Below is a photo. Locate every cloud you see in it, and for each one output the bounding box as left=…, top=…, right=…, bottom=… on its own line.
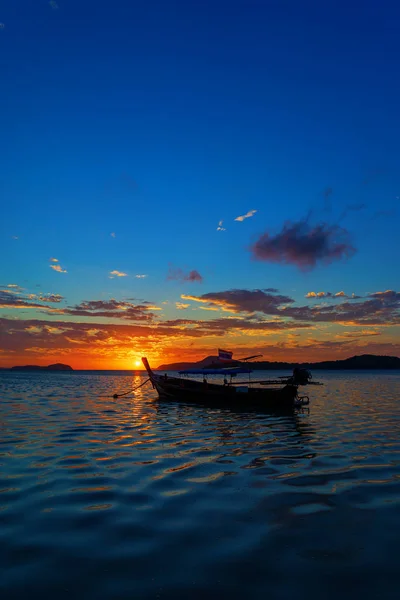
left=167, top=267, right=203, bottom=283
left=49, top=1, right=59, bottom=8
left=50, top=258, right=59, bottom=262
left=235, top=210, right=257, bottom=222
left=64, top=298, right=158, bottom=321
left=250, top=219, right=356, bottom=270
left=109, top=270, right=127, bottom=278
left=0, top=289, right=63, bottom=312
left=176, top=302, right=190, bottom=310
left=181, top=289, right=294, bottom=314
left=11, top=235, right=18, bottom=239
left=305, top=291, right=361, bottom=300
left=50, top=264, right=67, bottom=273
left=368, top=290, right=400, bottom=301
left=135, top=274, right=147, bottom=279
left=182, top=287, right=400, bottom=327
left=217, top=220, right=226, bottom=231
left=25, top=325, right=43, bottom=334
left=282, top=292, right=400, bottom=326
left=7, top=284, right=23, bottom=290
left=38, top=294, right=64, bottom=303
left=0, top=316, right=310, bottom=365
left=0, top=23, right=5, bottom=30
left=110, top=232, right=116, bottom=238
left=1, top=285, right=399, bottom=366
left=305, top=291, right=329, bottom=298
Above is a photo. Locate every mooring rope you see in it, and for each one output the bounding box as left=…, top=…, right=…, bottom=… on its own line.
left=112, top=378, right=151, bottom=399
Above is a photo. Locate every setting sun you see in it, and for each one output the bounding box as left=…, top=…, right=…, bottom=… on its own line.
left=134, top=360, right=142, bottom=368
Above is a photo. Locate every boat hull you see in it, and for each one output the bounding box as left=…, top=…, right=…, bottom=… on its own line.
left=150, top=374, right=298, bottom=410
left=141, top=357, right=302, bottom=411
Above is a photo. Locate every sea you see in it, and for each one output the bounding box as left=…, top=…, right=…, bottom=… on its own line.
left=0, top=369, right=399, bottom=600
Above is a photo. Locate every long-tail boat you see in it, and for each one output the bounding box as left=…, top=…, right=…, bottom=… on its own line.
left=141, top=357, right=322, bottom=411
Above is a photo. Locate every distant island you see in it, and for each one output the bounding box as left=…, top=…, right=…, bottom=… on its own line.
left=157, top=354, right=400, bottom=371
left=11, top=363, right=73, bottom=371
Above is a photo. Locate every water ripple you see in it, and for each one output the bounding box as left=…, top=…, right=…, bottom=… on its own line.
left=0, top=369, right=399, bottom=599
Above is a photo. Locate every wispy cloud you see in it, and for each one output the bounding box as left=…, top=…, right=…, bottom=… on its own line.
left=11, top=235, right=18, bottom=239
left=250, top=219, right=355, bottom=271
left=49, top=0, right=59, bottom=9
left=135, top=274, right=147, bottom=279
left=110, top=232, right=116, bottom=238
left=235, top=209, right=257, bottom=222
left=50, top=257, right=59, bottom=262
left=38, top=294, right=64, bottom=303
left=167, top=267, right=203, bottom=283
left=109, top=270, right=127, bottom=278
left=217, top=220, right=226, bottom=231
left=176, top=302, right=190, bottom=310
left=50, top=264, right=67, bottom=273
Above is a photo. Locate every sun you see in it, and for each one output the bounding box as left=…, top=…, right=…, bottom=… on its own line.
left=134, top=359, right=142, bottom=368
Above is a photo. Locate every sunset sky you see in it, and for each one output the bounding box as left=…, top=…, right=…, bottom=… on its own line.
left=1, top=0, right=399, bottom=369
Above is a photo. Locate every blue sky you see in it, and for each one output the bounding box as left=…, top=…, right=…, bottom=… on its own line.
left=0, top=1, right=399, bottom=367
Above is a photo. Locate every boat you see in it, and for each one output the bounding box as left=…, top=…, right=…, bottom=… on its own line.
left=141, top=357, right=321, bottom=411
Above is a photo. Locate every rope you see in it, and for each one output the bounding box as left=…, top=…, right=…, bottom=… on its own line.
left=112, top=378, right=151, bottom=399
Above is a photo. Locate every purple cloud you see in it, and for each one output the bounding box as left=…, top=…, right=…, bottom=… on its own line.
left=65, top=298, right=158, bottom=321
left=182, top=289, right=293, bottom=314
left=167, top=267, right=203, bottom=283
left=250, top=220, right=356, bottom=270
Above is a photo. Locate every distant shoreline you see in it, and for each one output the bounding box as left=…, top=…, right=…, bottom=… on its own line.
left=9, top=363, right=73, bottom=372
left=1, top=353, right=399, bottom=372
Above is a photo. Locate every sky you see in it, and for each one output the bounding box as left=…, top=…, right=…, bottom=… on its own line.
left=0, top=0, right=399, bottom=369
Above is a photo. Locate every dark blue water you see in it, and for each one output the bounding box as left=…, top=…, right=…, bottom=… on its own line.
left=0, top=370, right=399, bottom=599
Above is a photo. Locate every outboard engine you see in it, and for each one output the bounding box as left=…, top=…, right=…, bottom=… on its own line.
left=292, top=367, right=312, bottom=385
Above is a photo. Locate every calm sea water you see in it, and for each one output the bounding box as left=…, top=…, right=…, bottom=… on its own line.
left=0, top=369, right=399, bottom=600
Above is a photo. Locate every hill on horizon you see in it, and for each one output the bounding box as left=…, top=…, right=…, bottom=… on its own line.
left=157, top=354, right=400, bottom=371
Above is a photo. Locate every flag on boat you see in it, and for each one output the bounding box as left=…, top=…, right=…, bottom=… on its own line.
left=218, top=348, right=233, bottom=361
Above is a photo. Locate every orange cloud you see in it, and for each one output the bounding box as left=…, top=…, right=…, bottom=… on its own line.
left=176, top=302, right=190, bottom=310
left=109, top=270, right=127, bottom=278
left=50, top=264, right=67, bottom=273
left=234, top=209, right=257, bottom=222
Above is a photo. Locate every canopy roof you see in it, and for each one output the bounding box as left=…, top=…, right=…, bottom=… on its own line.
left=178, top=367, right=252, bottom=375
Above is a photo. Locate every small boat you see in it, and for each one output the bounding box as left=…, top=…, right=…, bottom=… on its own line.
left=141, top=357, right=320, bottom=411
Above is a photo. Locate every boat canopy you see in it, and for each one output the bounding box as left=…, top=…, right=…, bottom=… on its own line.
left=178, top=367, right=253, bottom=375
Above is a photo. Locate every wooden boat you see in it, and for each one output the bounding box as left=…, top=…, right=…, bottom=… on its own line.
left=141, top=357, right=319, bottom=411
